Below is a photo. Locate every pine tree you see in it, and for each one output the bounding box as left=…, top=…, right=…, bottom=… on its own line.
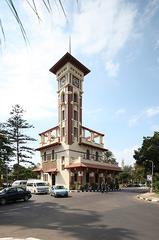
left=0, top=124, right=13, bottom=183
left=5, top=105, right=36, bottom=168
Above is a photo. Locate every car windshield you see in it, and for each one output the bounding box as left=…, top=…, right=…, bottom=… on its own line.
left=55, top=186, right=65, bottom=189
left=0, top=187, right=11, bottom=193
left=36, top=183, right=46, bottom=186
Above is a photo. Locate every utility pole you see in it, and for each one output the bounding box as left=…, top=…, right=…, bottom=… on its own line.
left=146, top=160, right=154, bottom=193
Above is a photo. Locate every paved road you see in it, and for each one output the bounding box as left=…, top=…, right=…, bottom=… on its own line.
left=0, top=191, right=158, bottom=240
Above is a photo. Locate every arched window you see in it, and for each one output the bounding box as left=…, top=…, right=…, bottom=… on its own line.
left=74, top=92, right=78, bottom=102
left=61, top=92, right=65, bottom=103
left=86, top=149, right=90, bottom=160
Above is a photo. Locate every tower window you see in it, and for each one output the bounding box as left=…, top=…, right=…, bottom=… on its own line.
left=61, top=92, right=65, bottom=103
left=74, top=127, right=78, bottom=138
left=62, top=110, right=65, bottom=120
left=74, top=110, right=78, bottom=121
left=61, top=156, right=65, bottom=170
left=74, top=93, right=78, bottom=102
left=62, top=127, right=65, bottom=137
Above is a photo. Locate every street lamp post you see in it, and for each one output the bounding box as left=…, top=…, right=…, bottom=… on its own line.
left=150, top=160, right=154, bottom=193
left=146, top=160, right=154, bottom=193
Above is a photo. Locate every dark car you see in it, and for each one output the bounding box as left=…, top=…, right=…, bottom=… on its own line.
left=0, top=187, right=32, bottom=205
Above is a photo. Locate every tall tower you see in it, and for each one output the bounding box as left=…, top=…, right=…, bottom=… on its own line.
left=49, top=52, right=90, bottom=145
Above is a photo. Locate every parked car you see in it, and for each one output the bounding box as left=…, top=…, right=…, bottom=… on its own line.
left=50, top=185, right=68, bottom=198
left=0, top=187, right=32, bottom=205
left=12, top=180, right=27, bottom=189
left=26, top=179, right=49, bottom=194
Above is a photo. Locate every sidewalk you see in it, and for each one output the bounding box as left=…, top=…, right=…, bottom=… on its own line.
left=137, top=192, right=159, bottom=203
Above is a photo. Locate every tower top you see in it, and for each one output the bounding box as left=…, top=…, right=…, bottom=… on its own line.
left=49, top=52, right=90, bottom=76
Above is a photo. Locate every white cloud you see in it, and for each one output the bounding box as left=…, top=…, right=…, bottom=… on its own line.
left=150, top=124, right=159, bottom=131
left=145, top=106, right=159, bottom=117
left=128, top=106, right=159, bottom=127
left=115, top=108, right=126, bottom=115
left=128, top=114, right=142, bottom=127
left=0, top=5, right=68, bottom=122
left=114, top=145, right=138, bottom=166
left=0, top=48, right=58, bottom=121
left=105, top=60, right=119, bottom=77
left=72, top=0, right=137, bottom=77
left=154, top=40, right=159, bottom=50
left=142, top=0, right=159, bottom=23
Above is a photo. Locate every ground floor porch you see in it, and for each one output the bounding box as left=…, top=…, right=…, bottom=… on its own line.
left=34, top=160, right=121, bottom=190
left=68, top=168, right=120, bottom=191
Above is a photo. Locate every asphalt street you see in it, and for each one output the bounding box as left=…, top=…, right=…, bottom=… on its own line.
left=0, top=191, right=158, bottom=240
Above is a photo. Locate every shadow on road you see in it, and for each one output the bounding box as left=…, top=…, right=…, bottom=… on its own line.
left=0, top=198, right=136, bottom=240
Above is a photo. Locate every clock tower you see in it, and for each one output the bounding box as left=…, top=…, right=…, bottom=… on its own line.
left=49, top=52, right=90, bottom=145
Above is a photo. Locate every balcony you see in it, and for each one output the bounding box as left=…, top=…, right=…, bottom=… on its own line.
left=66, top=156, right=121, bottom=172
left=80, top=126, right=105, bottom=149
left=38, top=126, right=60, bottom=149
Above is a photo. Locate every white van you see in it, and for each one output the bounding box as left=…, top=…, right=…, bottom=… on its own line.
left=12, top=180, right=27, bottom=189
left=26, top=179, right=49, bottom=194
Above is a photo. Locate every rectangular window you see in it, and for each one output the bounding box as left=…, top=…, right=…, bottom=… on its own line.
left=74, top=110, right=78, bottom=121
left=52, top=150, right=54, bottom=160
left=62, top=127, right=65, bottom=137
left=42, top=152, right=47, bottom=161
left=46, top=154, right=51, bottom=161
left=43, top=173, right=48, bottom=182
left=62, top=110, right=65, bottom=121
left=61, top=156, right=65, bottom=170
left=74, top=127, right=78, bottom=138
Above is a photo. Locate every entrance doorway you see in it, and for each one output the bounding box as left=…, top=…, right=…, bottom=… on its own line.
left=86, top=172, right=89, bottom=183
left=95, top=173, right=98, bottom=183
left=52, top=174, right=56, bottom=186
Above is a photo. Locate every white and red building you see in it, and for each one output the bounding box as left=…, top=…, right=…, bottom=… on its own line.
left=35, top=52, right=121, bottom=189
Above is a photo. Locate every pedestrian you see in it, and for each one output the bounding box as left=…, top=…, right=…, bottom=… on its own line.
left=101, top=181, right=105, bottom=193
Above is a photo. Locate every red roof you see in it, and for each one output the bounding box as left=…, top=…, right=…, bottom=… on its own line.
left=36, top=142, right=61, bottom=151
left=65, top=162, right=121, bottom=172
left=45, top=168, right=58, bottom=173
left=32, top=168, right=43, bottom=172
left=49, top=52, right=90, bottom=76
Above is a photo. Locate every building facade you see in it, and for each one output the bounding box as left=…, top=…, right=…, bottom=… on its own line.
left=35, top=52, right=121, bottom=189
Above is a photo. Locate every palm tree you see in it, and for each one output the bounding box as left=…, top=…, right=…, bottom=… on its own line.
left=104, top=150, right=117, bottom=164
left=0, top=0, right=72, bottom=46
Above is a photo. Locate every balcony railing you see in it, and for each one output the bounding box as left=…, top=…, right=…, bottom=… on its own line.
left=39, top=126, right=60, bottom=147
left=80, top=126, right=104, bottom=148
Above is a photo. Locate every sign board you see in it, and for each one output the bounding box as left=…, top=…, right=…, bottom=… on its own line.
left=147, top=175, right=152, bottom=181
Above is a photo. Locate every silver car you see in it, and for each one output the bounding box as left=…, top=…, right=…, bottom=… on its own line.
left=50, top=185, right=68, bottom=198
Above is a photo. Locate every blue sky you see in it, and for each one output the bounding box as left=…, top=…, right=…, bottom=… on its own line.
left=0, top=0, right=159, bottom=166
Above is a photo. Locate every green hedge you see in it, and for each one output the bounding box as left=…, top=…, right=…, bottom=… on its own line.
left=153, top=181, right=159, bottom=193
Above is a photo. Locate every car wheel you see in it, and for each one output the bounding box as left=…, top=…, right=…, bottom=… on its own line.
left=0, top=198, right=6, bottom=205
left=24, top=195, right=29, bottom=201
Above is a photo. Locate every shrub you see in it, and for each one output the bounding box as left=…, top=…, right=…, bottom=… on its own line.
left=153, top=181, right=159, bottom=193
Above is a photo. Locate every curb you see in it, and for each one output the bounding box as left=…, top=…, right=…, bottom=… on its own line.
left=137, top=195, right=159, bottom=203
